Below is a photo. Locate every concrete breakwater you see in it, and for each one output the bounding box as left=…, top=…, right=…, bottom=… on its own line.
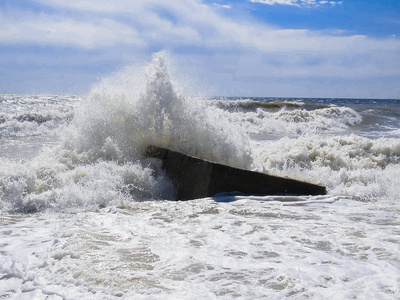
left=145, top=146, right=327, bottom=200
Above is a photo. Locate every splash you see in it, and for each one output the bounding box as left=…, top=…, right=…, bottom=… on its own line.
left=67, top=52, right=252, bottom=168
left=211, top=100, right=363, bottom=136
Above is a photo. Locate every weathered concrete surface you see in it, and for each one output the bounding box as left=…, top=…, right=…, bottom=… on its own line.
left=146, top=146, right=327, bottom=200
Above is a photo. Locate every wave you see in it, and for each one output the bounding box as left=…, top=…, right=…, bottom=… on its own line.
left=211, top=98, right=307, bottom=111
left=0, top=112, right=73, bottom=137
left=0, top=153, right=175, bottom=213
left=0, top=52, right=252, bottom=213
left=1, top=53, right=399, bottom=213
left=15, top=112, right=53, bottom=124
left=209, top=104, right=362, bottom=136
left=253, top=135, right=400, bottom=201
left=67, top=52, right=252, bottom=169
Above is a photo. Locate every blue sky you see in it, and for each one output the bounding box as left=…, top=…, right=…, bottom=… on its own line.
left=1, top=0, right=399, bottom=98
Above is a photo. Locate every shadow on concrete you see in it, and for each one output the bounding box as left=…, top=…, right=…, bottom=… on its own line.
left=146, top=146, right=327, bottom=201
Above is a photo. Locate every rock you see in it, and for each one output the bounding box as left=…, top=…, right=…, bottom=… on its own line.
left=145, top=146, right=327, bottom=200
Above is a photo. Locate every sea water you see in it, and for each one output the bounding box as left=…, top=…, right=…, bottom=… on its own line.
left=1, top=53, right=399, bottom=299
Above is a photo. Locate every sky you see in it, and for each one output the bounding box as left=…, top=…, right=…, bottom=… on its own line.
left=0, top=0, right=399, bottom=98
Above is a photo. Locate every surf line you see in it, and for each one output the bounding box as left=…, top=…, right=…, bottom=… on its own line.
left=145, top=146, right=327, bottom=201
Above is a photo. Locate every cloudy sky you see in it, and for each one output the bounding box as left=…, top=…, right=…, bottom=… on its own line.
left=1, top=0, right=399, bottom=98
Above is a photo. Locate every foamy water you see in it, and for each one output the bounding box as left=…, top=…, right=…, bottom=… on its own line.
left=1, top=53, right=399, bottom=299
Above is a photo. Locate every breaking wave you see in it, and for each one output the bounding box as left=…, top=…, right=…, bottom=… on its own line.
left=252, top=135, right=400, bottom=202
left=1, top=52, right=399, bottom=213
left=0, top=52, right=252, bottom=213
left=67, top=52, right=252, bottom=168
left=211, top=101, right=362, bottom=136
left=0, top=95, right=77, bottom=137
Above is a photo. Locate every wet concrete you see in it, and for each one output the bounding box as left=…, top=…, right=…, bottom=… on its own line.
left=146, top=146, right=327, bottom=200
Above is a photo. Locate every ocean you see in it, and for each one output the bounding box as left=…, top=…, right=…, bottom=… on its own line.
left=1, top=54, right=399, bottom=299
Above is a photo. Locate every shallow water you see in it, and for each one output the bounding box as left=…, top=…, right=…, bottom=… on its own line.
left=1, top=198, right=399, bottom=299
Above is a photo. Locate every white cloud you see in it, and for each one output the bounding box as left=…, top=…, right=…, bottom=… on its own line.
left=26, top=0, right=209, bottom=47
left=1, top=1, right=397, bottom=57
left=213, top=3, right=231, bottom=9
left=31, top=0, right=186, bottom=14
left=0, top=0, right=398, bottom=97
left=13, top=0, right=361, bottom=55
left=2, top=0, right=399, bottom=72
left=250, top=0, right=343, bottom=7
left=250, top=0, right=301, bottom=6
left=0, top=11, right=142, bottom=49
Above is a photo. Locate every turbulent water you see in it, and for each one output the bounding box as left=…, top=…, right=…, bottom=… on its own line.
left=1, top=53, right=399, bottom=299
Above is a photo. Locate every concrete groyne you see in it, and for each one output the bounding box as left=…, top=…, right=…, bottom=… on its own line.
left=146, top=146, right=327, bottom=200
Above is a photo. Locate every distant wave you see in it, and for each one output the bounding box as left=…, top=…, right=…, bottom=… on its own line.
left=0, top=97, right=77, bottom=137
left=206, top=100, right=362, bottom=136
left=211, top=98, right=308, bottom=111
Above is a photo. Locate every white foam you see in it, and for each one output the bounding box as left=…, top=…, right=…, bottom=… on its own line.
left=0, top=94, right=78, bottom=138
left=208, top=104, right=362, bottom=136
left=252, top=135, right=400, bottom=202
left=210, top=193, right=342, bottom=205
left=0, top=147, right=175, bottom=212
